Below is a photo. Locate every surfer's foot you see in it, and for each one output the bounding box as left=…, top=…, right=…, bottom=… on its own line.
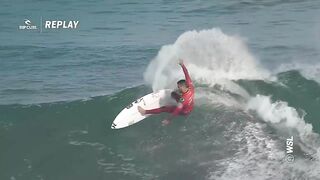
left=138, top=106, right=146, bottom=115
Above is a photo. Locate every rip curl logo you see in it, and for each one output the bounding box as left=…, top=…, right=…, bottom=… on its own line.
left=24, top=19, right=31, bottom=26
left=18, top=18, right=80, bottom=32
left=19, top=19, right=37, bottom=30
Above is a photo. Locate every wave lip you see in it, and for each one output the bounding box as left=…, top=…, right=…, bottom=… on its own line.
left=247, top=95, right=313, bottom=136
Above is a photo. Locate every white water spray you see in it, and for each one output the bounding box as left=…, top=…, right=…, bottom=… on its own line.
left=144, top=28, right=269, bottom=91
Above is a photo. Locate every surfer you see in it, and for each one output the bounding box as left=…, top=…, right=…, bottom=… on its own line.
left=138, top=59, right=194, bottom=126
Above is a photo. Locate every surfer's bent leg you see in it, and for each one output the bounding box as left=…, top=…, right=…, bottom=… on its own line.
left=145, top=106, right=176, bottom=114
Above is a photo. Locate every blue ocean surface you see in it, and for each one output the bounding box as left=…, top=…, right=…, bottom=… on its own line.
left=1, top=0, right=320, bottom=180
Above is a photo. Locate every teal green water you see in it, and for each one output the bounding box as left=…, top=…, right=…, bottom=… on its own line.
left=1, top=71, right=320, bottom=179
left=1, top=0, right=320, bottom=179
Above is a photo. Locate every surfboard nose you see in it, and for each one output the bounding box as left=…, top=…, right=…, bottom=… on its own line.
left=111, top=122, right=117, bottom=129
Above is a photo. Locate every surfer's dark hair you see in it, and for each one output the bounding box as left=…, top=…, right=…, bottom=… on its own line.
left=177, top=79, right=188, bottom=87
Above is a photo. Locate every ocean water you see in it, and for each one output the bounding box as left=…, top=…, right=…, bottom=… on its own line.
left=1, top=0, right=320, bottom=179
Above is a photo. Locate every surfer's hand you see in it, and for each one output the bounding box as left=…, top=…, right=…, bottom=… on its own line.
left=162, top=119, right=171, bottom=126
left=178, top=59, right=184, bottom=66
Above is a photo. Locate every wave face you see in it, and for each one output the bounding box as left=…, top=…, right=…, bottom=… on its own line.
left=1, top=69, right=320, bottom=180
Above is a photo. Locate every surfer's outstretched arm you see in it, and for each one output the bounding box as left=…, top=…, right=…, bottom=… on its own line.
left=179, top=59, right=193, bottom=87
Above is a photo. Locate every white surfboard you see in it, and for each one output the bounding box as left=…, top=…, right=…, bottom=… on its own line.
left=111, top=89, right=177, bottom=129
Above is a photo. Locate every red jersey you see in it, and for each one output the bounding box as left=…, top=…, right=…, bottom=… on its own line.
left=172, top=63, right=194, bottom=116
